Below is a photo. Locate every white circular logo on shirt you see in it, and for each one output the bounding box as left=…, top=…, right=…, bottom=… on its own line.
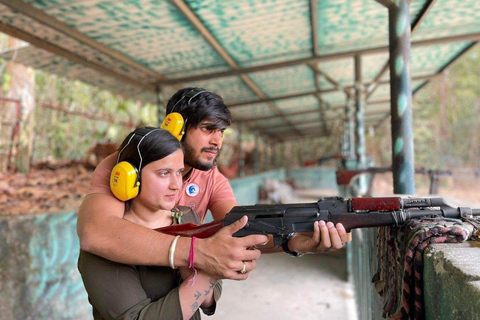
left=186, top=183, right=200, bottom=197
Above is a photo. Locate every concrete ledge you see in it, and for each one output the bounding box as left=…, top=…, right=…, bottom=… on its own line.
left=424, top=242, right=480, bottom=320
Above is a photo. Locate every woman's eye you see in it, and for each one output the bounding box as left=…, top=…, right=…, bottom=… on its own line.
left=158, top=171, right=168, bottom=176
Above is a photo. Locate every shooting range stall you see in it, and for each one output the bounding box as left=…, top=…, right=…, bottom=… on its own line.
left=0, top=0, right=479, bottom=319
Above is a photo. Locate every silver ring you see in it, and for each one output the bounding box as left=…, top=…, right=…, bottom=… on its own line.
left=240, top=262, right=247, bottom=274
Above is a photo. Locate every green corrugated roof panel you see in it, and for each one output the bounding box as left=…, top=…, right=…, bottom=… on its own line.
left=229, top=102, right=274, bottom=119
left=317, top=0, right=428, bottom=54
left=315, top=58, right=354, bottom=86
left=321, top=91, right=347, bottom=106
left=411, top=42, right=473, bottom=75
left=252, top=117, right=287, bottom=129
left=247, top=65, right=316, bottom=97
left=188, top=0, right=312, bottom=67
left=290, top=113, right=321, bottom=124
left=413, top=0, right=480, bottom=42
left=20, top=0, right=231, bottom=75
left=274, top=95, right=320, bottom=113
left=171, top=76, right=258, bottom=104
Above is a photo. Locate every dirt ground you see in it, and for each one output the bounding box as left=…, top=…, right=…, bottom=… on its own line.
left=1, top=165, right=479, bottom=215
left=0, top=163, right=93, bottom=215
left=371, top=173, right=480, bottom=206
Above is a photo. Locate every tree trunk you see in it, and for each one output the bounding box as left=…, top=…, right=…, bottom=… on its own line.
left=6, top=37, right=35, bottom=173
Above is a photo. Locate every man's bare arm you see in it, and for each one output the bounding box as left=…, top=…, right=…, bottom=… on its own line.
left=77, top=193, right=190, bottom=266
left=210, top=201, right=237, bottom=221
left=77, top=194, right=266, bottom=279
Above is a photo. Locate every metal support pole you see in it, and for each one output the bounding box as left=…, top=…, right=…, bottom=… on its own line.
left=354, top=55, right=366, bottom=168
left=389, top=0, right=415, bottom=194
left=345, top=96, right=356, bottom=158
left=270, top=144, right=275, bottom=170
left=156, top=85, right=166, bottom=126
left=355, top=55, right=367, bottom=195
left=254, top=134, right=260, bottom=174
left=280, top=142, right=285, bottom=169
left=238, top=123, right=245, bottom=177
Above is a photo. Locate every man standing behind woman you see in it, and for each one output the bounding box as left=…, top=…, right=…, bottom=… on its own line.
left=77, top=88, right=347, bottom=280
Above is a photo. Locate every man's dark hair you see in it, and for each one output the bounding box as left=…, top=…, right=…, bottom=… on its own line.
left=166, top=87, right=232, bottom=133
left=117, top=127, right=183, bottom=211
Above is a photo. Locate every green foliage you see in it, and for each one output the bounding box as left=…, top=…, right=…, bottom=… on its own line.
left=369, top=46, right=480, bottom=169
left=32, top=71, right=159, bottom=162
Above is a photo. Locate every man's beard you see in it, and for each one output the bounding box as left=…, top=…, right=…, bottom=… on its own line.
left=183, top=141, right=220, bottom=171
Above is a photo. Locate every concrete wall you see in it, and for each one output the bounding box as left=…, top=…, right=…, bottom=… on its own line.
left=286, top=167, right=338, bottom=190
left=0, top=212, right=90, bottom=320
left=424, top=242, right=480, bottom=319
left=230, top=169, right=286, bottom=205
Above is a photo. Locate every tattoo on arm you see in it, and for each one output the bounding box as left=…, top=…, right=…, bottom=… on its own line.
left=208, top=281, right=216, bottom=290
left=194, top=290, right=202, bottom=300
left=204, top=280, right=216, bottom=296
left=191, top=302, right=199, bottom=312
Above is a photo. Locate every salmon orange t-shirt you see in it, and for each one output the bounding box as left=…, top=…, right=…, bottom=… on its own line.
left=87, top=153, right=236, bottom=222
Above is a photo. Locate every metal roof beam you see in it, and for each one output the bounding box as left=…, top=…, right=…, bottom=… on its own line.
left=309, top=63, right=353, bottom=98
left=310, top=0, right=319, bottom=57
left=169, top=0, right=303, bottom=136
left=374, top=0, right=395, bottom=9
left=228, top=74, right=432, bottom=108
left=0, top=0, right=161, bottom=80
left=229, top=88, right=335, bottom=108
left=236, top=99, right=389, bottom=123
left=365, top=0, right=438, bottom=101
left=160, top=31, right=480, bottom=85
left=262, top=118, right=323, bottom=132
left=276, top=129, right=328, bottom=142
left=0, top=23, right=156, bottom=92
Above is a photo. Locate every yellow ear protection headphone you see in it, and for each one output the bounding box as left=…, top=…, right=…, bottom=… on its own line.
left=110, top=128, right=161, bottom=201
left=161, top=90, right=210, bottom=141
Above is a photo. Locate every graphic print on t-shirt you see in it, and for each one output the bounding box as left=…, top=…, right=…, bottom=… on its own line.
left=186, top=183, right=200, bottom=197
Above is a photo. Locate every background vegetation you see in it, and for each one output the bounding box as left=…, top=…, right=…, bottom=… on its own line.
left=367, top=46, right=480, bottom=170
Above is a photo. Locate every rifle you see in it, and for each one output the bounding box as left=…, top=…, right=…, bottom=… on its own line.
left=155, top=197, right=480, bottom=246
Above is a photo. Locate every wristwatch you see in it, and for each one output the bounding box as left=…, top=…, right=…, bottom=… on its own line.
left=281, top=233, right=303, bottom=257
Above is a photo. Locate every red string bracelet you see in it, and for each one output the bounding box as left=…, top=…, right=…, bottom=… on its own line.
left=188, top=237, right=197, bottom=286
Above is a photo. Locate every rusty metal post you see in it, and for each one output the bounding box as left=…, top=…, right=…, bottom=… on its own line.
left=238, top=123, right=245, bottom=177
left=354, top=55, right=366, bottom=168
left=389, top=0, right=415, bottom=194
left=254, top=133, right=260, bottom=174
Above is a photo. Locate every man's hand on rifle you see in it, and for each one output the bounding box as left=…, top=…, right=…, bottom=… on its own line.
left=194, top=216, right=269, bottom=280
left=288, top=221, right=347, bottom=254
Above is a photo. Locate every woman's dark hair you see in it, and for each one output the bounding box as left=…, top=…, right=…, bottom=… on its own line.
left=117, top=127, right=183, bottom=211
left=166, top=87, right=232, bottom=135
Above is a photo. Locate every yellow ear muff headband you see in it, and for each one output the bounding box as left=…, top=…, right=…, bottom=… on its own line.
left=161, top=90, right=210, bottom=141
left=110, top=128, right=161, bottom=201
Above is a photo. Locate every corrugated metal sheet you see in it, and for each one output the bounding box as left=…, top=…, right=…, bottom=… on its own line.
left=0, top=0, right=477, bottom=141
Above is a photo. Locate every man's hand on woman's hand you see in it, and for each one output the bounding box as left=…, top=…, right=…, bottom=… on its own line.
left=288, top=221, right=348, bottom=254
left=195, top=216, right=268, bottom=281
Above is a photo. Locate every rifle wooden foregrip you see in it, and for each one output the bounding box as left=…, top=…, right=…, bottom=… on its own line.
left=351, top=197, right=402, bottom=211
left=154, top=220, right=224, bottom=238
